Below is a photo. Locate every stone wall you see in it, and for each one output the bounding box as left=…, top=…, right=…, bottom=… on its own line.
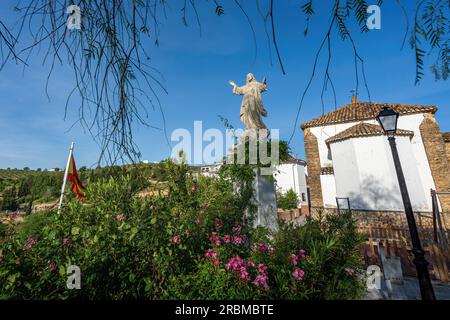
left=443, top=133, right=450, bottom=169
left=419, top=114, right=450, bottom=211
left=303, top=128, right=323, bottom=208
left=446, top=142, right=450, bottom=167
left=310, top=207, right=450, bottom=244
left=277, top=208, right=301, bottom=221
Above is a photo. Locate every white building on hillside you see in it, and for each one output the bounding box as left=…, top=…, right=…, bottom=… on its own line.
left=199, top=162, right=222, bottom=178
left=273, top=158, right=308, bottom=208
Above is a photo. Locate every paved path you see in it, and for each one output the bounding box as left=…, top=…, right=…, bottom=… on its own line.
left=365, top=277, right=450, bottom=300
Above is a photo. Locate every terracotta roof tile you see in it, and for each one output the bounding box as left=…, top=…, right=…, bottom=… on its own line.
left=301, top=102, right=437, bottom=129
left=325, top=122, right=414, bottom=145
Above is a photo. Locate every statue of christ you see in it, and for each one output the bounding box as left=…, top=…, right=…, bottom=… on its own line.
left=229, top=73, right=269, bottom=136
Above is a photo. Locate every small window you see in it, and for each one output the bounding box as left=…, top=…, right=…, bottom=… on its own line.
left=327, top=148, right=332, bottom=161
left=301, top=193, right=306, bottom=202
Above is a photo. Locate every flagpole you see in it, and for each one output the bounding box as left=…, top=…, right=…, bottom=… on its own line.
left=57, top=142, right=74, bottom=214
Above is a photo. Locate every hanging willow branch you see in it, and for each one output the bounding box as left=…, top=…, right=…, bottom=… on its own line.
left=5, top=0, right=174, bottom=165
left=411, top=0, right=449, bottom=83
left=288, top=0, right=372, bottom=143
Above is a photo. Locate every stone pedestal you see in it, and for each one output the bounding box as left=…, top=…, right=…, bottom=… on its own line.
left=252, top=170, right=278, bottom=231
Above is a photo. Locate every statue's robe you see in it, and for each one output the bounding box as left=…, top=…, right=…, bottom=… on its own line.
left=233, top=80, right=268, bottom=131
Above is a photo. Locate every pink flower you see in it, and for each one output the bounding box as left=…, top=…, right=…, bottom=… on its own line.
left=247, top=261, right=255, bottom=268
left=191, top=185, right=198, bottom=191
left=240, top=267, right=250, bottom=281
left=225, top=255, right=245, bottom=272
left=253, top=274, right=269, bottom=290
left=225, top=256, right=253, bottom=282
left=149, top=204, right=156, bottom=210
left=49, top=262, right=56, bottom=272
left=289, top=254, right=299, bottom=266
left=292, top=268, right=305, bottom=281
left=209, top=232, right=217, bottom=242
left=215, top=218, right=222, bottom=228
left=172, top=235, right=181, bottom=244
left=232, top=235, right=243, bottom=245
left=232, top=225, right=241, bottom=233
left=63, top=237, right=71, bottom=247
left=116, top=214, right=125, bottom=222
left=345, top=267, right=356, bottom=277
left=253, top=243, right=275, bottom=254
left=299, top=249, right=306, bottom=259
left=257, top=263, right=267, bottom=275
left=256, top=243, right=268, bottom=252
left=209, top=232, right=221, bottom=247
left=22, top=236, right=38, bottom=251
left=205, top=249, right=218, bottom=259
left=214, top=260, right=220, bottom=267
left=222, top=234, right=231, bottom=243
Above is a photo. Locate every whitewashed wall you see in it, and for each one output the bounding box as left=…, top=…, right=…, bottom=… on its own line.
left=274, top=163, right=308, bottom=206
left=309, top=113, right=436, bottom=211
left=320, top=174, right=337, bottom=208
left=331, top=135, right=430, bottom=211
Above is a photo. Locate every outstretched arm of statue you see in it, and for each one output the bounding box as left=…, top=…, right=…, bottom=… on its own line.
left=229, top=80, right=244, bottom=95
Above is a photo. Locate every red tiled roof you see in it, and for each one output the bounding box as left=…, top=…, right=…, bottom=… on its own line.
left=301, top=102, right=437, bottom=129
left=325, top=122, right=414, bottom=145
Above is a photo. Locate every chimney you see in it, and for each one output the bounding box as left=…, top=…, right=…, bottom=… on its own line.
left=351, top=95, right=358, bottom=103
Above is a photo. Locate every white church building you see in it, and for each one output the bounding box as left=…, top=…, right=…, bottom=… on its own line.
left=199, top=158, right=309, bottom=209
left=301, top=98, right=450, bottom=214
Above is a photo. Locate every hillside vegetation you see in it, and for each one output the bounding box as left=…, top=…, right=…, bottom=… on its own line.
left=0, top=162, right=173, bottom=213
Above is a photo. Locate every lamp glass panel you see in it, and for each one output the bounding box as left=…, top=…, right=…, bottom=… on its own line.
left=379, top=114, right=397, bottom=132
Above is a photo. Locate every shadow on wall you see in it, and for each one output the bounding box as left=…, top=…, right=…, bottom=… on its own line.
left=347, top=175, right=402, bottom=211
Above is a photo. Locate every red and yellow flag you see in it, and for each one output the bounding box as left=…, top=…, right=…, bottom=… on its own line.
left=67, top=154, right=86, bottom=200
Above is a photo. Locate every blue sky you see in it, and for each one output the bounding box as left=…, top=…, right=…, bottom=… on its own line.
left=0, top=1, right=449, bottom=169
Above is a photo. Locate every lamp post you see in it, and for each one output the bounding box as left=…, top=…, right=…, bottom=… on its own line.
left=377, top=106, right=436, bottom=300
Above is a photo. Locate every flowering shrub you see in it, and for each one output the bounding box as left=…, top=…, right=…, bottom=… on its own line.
left=165, top=213, right=366, bottom=300
left=0, top=159, right=365, bottom=300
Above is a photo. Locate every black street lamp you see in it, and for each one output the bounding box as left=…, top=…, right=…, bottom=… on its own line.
left=376, top=106, right=436, bottom=300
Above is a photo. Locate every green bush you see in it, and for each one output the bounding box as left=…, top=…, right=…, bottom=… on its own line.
left=277, top=189, right=299, bottom=210
left=0, top=158, right=365, bottom=300
left=0, top=187, right=18, bottom=211
left=16, top=211, right=55, bottom=242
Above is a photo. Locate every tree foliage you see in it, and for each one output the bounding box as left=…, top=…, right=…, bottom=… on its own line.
left=277, top=189, right=299, bottom=210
